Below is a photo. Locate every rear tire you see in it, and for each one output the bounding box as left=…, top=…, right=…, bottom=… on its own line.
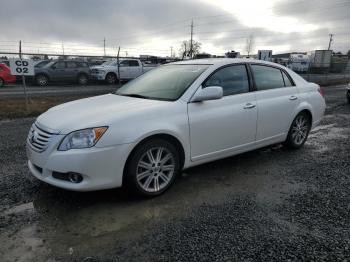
left=77, top=74, right=89, bottom=85
left=125, top=139, right=180, bottom=197
left=36, top=75, right=49, bottom=87
left=0, top=77, right=4, bottom=87
left=284, top=112, right=311, bottom=149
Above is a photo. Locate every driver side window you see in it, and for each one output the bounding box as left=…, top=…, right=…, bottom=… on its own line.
left=203, top=65, right=249, bottom=96
left=53, top=61, right=66, bottom=69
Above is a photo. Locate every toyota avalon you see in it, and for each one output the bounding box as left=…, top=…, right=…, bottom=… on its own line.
left=26, top=59, right=326, bottom=196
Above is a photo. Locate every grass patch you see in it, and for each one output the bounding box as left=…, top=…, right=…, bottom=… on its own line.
left=0, top=95, right=90, bottom=120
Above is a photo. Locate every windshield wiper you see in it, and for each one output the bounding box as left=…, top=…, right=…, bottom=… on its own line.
left=117, top=93, right=151, bottom=99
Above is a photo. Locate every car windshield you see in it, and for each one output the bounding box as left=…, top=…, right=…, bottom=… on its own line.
left=116, top=64, right=209, bottom=101
left=35, top=61, right=50, bottom=68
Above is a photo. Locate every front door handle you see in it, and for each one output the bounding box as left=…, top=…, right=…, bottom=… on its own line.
left=289, top=95, right=298, bottom=100
left=244, top=103, right=256, bottom=109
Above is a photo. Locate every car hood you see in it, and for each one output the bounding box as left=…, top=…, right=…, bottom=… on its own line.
left=36, top=94, right=170, bottom=134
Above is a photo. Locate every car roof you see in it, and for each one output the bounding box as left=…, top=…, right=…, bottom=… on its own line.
left=171, top=58, right=284, bottom=68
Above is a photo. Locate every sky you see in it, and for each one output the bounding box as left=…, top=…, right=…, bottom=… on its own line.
left=0, top=0, right=349, bottom=57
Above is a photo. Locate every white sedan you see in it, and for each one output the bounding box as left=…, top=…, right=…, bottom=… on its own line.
left=26, top=59, right=326, bottom=196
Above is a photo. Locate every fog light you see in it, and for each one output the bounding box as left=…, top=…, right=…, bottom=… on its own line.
left=68, top=172, right=83, bottom=183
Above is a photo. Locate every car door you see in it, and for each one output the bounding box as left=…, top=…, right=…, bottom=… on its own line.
left=50, top=61, right=67, bottom=81
left=66, top=61, right=79, bottom=80
left=128, top=60, right=143, bottom=78
left=188, top=64, right=258, bottom=161
left=118, top=60, right=131, bottom=79
left=250, top=64, right=299, bottom=143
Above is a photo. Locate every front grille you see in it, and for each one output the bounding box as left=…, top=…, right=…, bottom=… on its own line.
left=27, top=123, right=58, bottom=153
left=91, top=69, right=99, bottom=74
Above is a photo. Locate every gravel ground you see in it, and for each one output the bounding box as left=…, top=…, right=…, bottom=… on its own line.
left=0, top=85, right=349, bottom=261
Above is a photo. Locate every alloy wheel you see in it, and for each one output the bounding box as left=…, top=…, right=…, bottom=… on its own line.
left=106, top=74, right=116, bottom=84
left=291, top=114, right=309, bottom=145
left=136, top=147, right=175, bottom=193
left=37, top=76, right=48, bottom=86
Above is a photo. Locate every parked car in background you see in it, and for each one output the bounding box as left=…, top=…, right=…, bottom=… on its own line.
left=26, top=59, right=326, bottom=197
left=0, top=60, right=10, bottom=67
left=34, top=60, right=51, bottom=68
left=0, top=63, right=16, bottom=87
left=91, top=58, right=157, bottom=84
left=34, top=60, right=91, bottom=86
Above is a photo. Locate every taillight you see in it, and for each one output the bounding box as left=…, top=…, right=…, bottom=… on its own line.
left=317, top=86, right=325, bottom=98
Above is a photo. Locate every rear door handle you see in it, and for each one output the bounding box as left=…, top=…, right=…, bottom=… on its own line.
left=244, top=103, right=256, bottom=109
left=289, top=95, right=298, bottom=100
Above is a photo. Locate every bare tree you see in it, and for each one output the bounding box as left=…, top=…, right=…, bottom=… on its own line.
left=245, top=34, right=255, bottom=56
left=179, top=40, right=202, bottom=59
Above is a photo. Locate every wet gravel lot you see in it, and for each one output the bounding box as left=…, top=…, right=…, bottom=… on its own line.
left=0, top=85, right=349, bottom=261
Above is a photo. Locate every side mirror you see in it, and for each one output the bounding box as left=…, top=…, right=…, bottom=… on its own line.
left=191, top=86, right=223, bottom=102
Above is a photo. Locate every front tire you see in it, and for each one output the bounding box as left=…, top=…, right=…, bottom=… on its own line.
left=284, top=112, right=311, bottom=149
left=36, top=75, right=49, bottom=87
left=125, top=139, right=180, bottom=197
left=0, top=77, right=4, bottom=87
left=105, top=73, right=117, bottom=85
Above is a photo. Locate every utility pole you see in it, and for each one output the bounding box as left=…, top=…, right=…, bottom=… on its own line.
left=182, top=42, right=187, bottom=60
left=117, top=46, right=121, bottom=86
left=103, top=38, right=106, bottom=56
left=170, top=46, right=173, bottom=58
left=189, top=19, right=194, bottom=59
left=19, top=40, right=29, bottom=111
left=61, top=42, right=65, bottom=55
left=328, top=34, right=334, bottom=50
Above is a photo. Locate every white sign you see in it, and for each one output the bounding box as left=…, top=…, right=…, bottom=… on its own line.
left=9, top=58, right=34, bottom=76
left=258, top=50, right=272, bottom=61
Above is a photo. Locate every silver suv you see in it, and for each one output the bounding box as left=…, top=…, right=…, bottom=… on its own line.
left=34, top=60, right=91, bottom=86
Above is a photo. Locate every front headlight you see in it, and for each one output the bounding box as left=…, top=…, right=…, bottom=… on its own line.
left=58, top=127, right=108, bottom=151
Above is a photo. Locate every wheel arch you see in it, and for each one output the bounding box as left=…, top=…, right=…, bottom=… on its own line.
left=298, top=109, right=313, bottom=124
left=122, top=133, right=186, bottom=185
left=292, top=103, right=313, bottom=125
left=35, top=72, right=50, bottom=80
left=77, top=72, right=88, bottom=78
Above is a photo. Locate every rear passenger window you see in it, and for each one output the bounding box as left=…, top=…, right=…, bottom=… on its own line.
left=129, top=60, right=139, bottom=67
left=53, top=61, right=66, bottom=69
left=66, top=62, right=77, bottom=68
left=282, top=71, right=293, bottom=87
left=203, top=65, right=249, bottom=96
left=251, top=65, right=285, bottom=90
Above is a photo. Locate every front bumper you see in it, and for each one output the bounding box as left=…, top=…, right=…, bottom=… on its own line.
left=91, top=72, right=106, bottom=81
left=26, top=137, right=134, bottom=191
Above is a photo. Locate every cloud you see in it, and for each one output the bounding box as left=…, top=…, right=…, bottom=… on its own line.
left=0, top=0, right=349, bottom=56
